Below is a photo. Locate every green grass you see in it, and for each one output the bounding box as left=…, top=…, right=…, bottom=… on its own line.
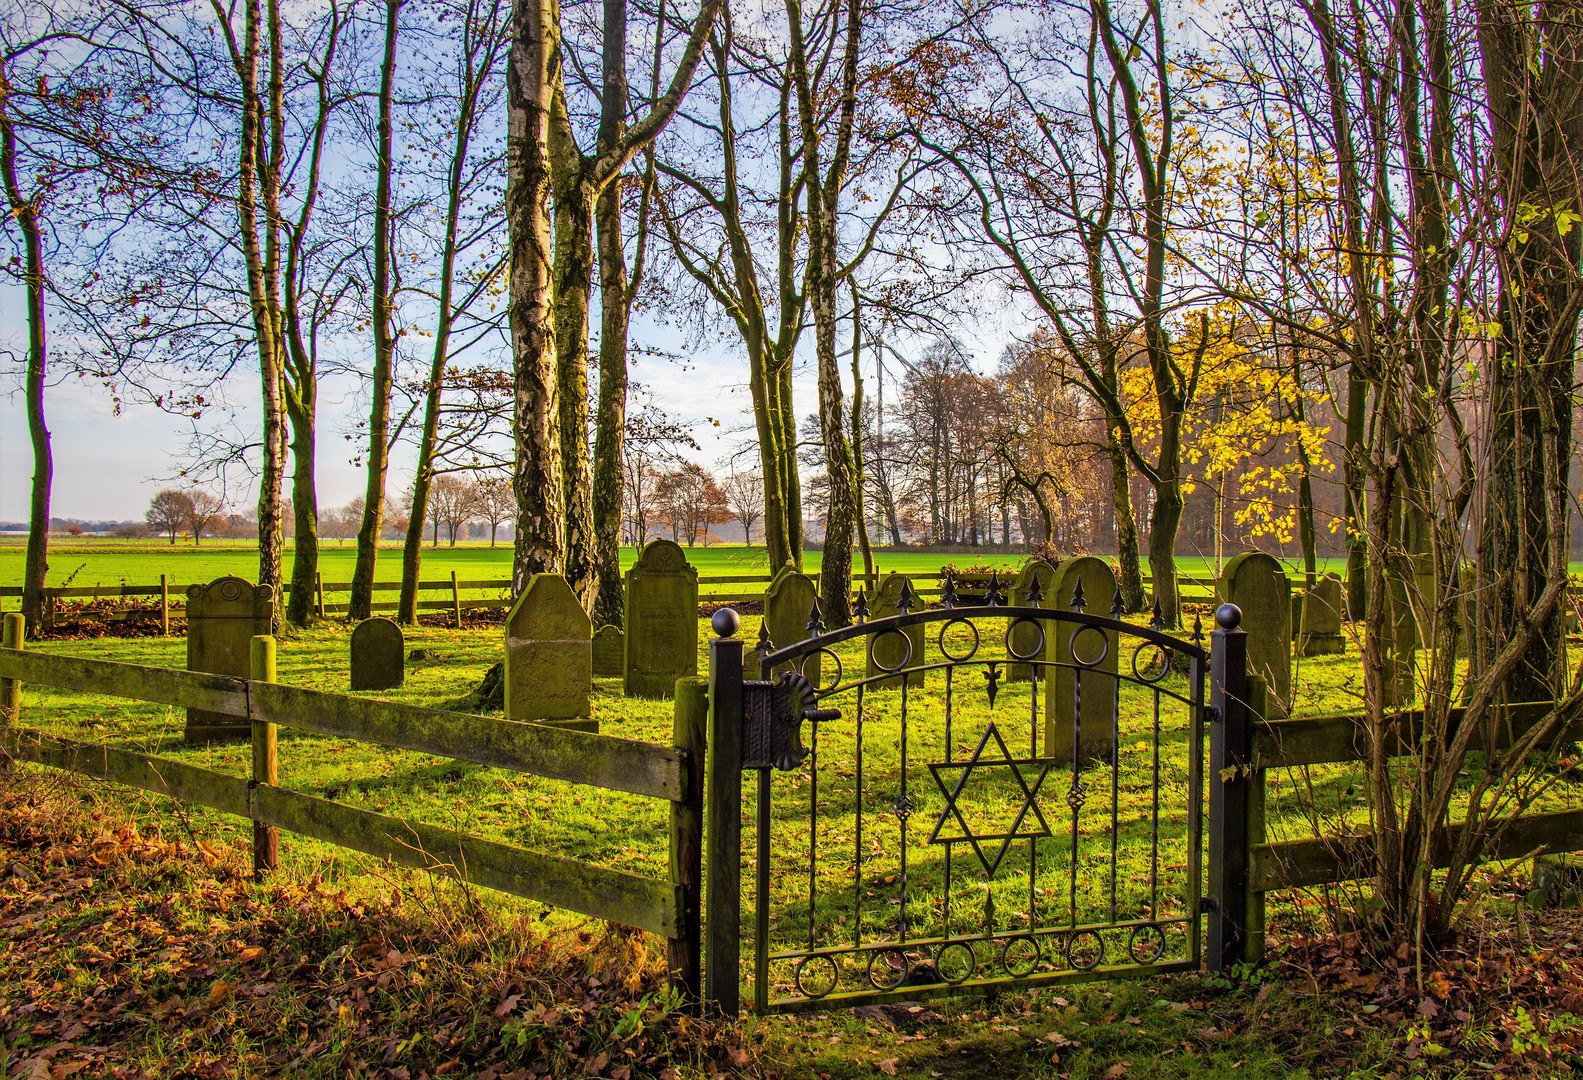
left=6, top=613, right=1578, bottom=1077
left=1, top=538, right=1354, bottom=608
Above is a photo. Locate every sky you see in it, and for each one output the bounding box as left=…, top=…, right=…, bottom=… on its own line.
left=0, top=272, right=1024, bottom=524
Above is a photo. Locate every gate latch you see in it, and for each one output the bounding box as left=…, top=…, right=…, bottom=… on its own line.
left=741, top=671, right=840, bottom=771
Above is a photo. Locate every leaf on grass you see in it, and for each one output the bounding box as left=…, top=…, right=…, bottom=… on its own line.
left=1105, top=1064, right=1129, bottom=1079
left=238, top=946, right=264, bottom=963
left=877, top=1059, right=898, bottom=1075
left=494, top=994, right=521, bottom=1018
left=583, top=1052, right=609, bottom=1075
left=207, top=981, right=232, bottom=1009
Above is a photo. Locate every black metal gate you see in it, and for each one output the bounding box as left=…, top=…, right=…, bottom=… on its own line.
left=702, top=574, right=1252, bottom=1016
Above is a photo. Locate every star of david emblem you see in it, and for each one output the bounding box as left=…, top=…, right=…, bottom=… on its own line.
left=926, top=723, right=1054, bottom=876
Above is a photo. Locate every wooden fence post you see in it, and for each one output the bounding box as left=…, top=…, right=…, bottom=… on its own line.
left=1244, top=674, right=1268, bottom=965
left=316, top=572, right=325, bottom=619
left=2, top=613, right=23, bottom=733
left=250, top=635, right=279, bottom=879
left=704, top=609, right=743, bottom=1018
left=160, top=575, right=170, bottom=636
left=451, top=571, right=462, bottom=629
left=1208, top=602, right=1250, bottom=972
left=670, top=676, right=707, bottom=1005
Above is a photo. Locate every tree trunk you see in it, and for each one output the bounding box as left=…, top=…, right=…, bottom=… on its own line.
left=592, top=174, right=631, bottom=628
left=284, top=398, right=319, bottom=625
left=508, top=0, right=565, bottom=591
left=0, top=67, right=51, bottom=639
left=349, top=0, right=402, bottom=622
left=552, top=175, right=597, bottom=608
left=1108, top=428, right=1146, bottom=612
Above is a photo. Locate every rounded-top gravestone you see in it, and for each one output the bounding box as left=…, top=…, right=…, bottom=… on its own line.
left=350, top=617, right=405, bottom=691
left=623, top=539, right=699, bottom=699
left=1218, top=551, right=1292, bottom=717
left=186, top=575, right=275, bottom=743
left=505, top=573, right=592, bottom=721
left=592, top=624, right=625, bottom=678
left=763, top=565, right=822, bottom=684
left=1043, top=556, right=1119, bottom=765
left=1009, top=559, right=1057, bottom=681
left=866, top=573, right=925, bottom=688
left=1298, top=572, right=1346, bottom=656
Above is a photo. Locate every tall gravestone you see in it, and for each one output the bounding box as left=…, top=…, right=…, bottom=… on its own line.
left=1219, top=552, right=1292, bottom=718
left=1298, top=573, right=1346, bottom=656
left=350, top=617, right=405, bottom=690
left=1043, top=557, right=1119, bottom=765
left=624, top=539, right=698, bottom=699
left=1009, top=559, right=1057, bottom=681
left=867, top=573, right=925, bottom=688
left=186, top=575, right=274, bottom=742
left=505, top=574, right=592, bottom=721
left=763, top=566, right=822, bottom=685
left=592, top=625, right=625, bottom=678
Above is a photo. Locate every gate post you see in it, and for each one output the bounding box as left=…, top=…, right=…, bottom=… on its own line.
left=704, top=609, right=744, bottom=1017
left=1208, top=602, right=1249, bottom=972
left=670, top=677, right=707, bottom=1005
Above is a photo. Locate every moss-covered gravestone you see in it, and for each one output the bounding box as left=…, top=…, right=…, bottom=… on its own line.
left=1043, top=557, right=1119, bottom=765
left=1219, top=552, right=1292, bottom=717
left=1009, top=559, right=1057, bottom=681
left=350, top=617, right=405, bottom=690
left=763, top=566, right=821, bottom=684
left=186, top=575, right=275, bottom=742
left=505, top=574, right=591, bottom=721
left=624, top=539, right=698, bottom=699
left=592, top=625, right=624, bottom=678
left=1298, top=573, right=1346, bottom=656
left=866, top=573, right=925, bottom=688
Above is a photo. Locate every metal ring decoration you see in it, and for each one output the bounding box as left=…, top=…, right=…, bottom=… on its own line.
left=794, top=953, right=841, bottom=998
left=1068, top=624, right=1111, bottom=668
left=1130, top=642, right=1172, bottom=684
left=938, top=617, right=981, bottom=662
left=934, top=941, right=977, bottom=985
left=868, top=628, right=914, bottom=674
left=1004, top=617, right=1047, bottom=661
left=798, top=647, right=844, bottom=693
left=1127, top=923, right=1167, bottom=965
left=999, top=934, right=1041, bottom=978
left=1063, top=929, right=1105, bottom=972
left=866, top=947, right=911, bottom=991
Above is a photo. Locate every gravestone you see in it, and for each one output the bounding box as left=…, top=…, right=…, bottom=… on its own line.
left=624, top=539, right=699, bottom=699
left=186, top=575, right=275, bottom=742
left=763, top=566, right=822, bottom=685
left=1298, top=573, right=1346, bottom=656
left=1219, top=552, right=1292, bottom=717
left=592, top=625, right=625, bottom=678
left=1043, top=557, right=1119, bottom=765
left=866, top=573, right=925, bottom=688
left=1009, top=559, right=1057, bottom=681
left=505, top=574, right=591, bottom=721
left=350, top=617, right=405, bottom=690
left=1385, top=565, right=1418, bottom=707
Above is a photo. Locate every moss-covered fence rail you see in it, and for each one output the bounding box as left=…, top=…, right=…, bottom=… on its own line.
left=1241, top=686, right=1578, bottom=957
left=0, top=613, right=706, bottom=997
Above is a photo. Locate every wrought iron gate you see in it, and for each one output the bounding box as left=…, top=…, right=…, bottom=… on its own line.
left=701, top=574, right=1251, bottom=1016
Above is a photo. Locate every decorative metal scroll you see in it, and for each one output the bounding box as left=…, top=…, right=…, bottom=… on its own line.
left=744, top=583, right=1208, bottom=1013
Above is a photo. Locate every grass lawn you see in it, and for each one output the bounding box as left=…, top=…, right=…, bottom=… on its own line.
left=0, top=539, right=1353, bottom=608
left=4, top=600, right=1579, bottom=1075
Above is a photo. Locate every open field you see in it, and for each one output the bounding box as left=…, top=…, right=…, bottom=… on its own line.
left=0, top=540, right=1354, bottom=609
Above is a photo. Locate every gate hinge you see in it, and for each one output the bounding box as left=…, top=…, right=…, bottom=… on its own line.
left=1206, top=705, right=1222, bottom=724
left=741, top=672, right=840, bottom=771
left=1200, top=896, right=1217, bottom=912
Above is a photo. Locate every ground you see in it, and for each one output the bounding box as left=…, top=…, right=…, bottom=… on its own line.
left=1, top=543, right=1579, bottom=1077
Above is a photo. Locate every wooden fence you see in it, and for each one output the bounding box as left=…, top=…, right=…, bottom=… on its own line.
left=1, top=563, right=1226, bottom=630
left=1240, top=678, right=1578, bottom=958
left=0, top=612, right=705, bottom=996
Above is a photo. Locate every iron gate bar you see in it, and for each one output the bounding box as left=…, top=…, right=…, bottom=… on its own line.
left=716, top=599, right=1220, bottom=1016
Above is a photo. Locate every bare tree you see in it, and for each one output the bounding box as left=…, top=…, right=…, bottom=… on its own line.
left=187, top=490, right=226, bottom=545
left=473, top=472, right=514, bottom=546
left=146, top=490, right=195, bottom=545
left=721, top=467, right=763, bottom=544
left=429, top=473, right=478, bottom=546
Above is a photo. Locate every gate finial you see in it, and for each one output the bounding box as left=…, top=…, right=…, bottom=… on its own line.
left=898, top=578, right=915, bottom=613
left=1110, top=584, right=1125, bottom=617
left=1026, top=573, right=1043, bottom=608
left=757, top=622, right=773, bottom=655
left=711, top=608, right=740, bottom=638
left=984, top=571, right=1004, bottom=608
left=1070, top=579, right=1086, bottom=612
left=1150, top=597, right=1164, bottom=631
left=807, top=597, right=825, bottom=635
left=941, top=570, right=958, bottom=609
left=852, top=589, right=869, bottom=622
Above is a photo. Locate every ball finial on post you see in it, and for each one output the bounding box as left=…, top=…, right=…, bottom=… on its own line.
left=1215, top=603, right=1242, bottom=631
left=711, top=607, right=741, bottom=639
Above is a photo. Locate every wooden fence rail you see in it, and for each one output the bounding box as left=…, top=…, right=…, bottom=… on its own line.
left=0, top=617, right=700, bottom=983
